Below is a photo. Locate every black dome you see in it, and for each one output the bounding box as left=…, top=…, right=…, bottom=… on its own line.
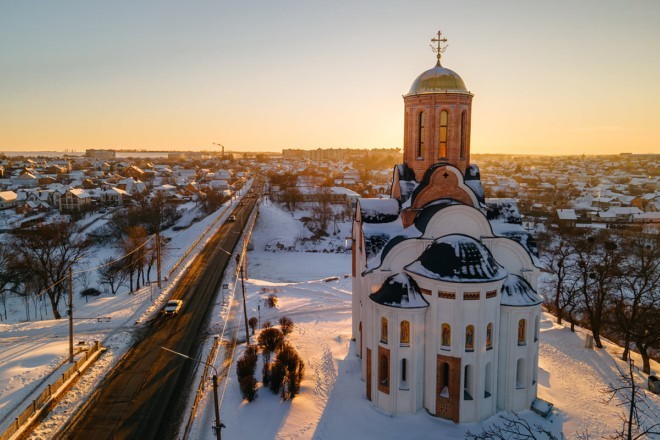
left=406, top=234, right=507, bottom=282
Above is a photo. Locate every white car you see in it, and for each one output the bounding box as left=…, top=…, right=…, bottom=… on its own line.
left=163, top=299, right=183, bottom=315
left=228, top=215, right=237, bottom=222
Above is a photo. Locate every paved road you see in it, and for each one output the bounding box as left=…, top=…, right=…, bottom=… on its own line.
left=57, top=186, right=261, bottom=440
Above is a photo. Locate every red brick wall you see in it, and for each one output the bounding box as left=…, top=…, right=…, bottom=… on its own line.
left=403, top=93, right=473, bottom=179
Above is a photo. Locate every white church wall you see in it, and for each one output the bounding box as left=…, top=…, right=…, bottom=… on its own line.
left=422, top=205, right=493, bottom=240
left=497, top=305, right=539, bottom=412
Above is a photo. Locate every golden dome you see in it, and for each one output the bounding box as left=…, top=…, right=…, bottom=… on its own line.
left=406, top=61, right=470, bottom=96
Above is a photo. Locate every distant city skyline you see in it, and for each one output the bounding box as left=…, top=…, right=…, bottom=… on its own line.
left=1, top=1, right=659, bottom=155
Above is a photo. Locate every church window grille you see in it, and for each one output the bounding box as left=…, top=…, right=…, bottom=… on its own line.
left=417, top=112, right=425, bottom=158
left=463, top=292, right=480, bottom=300
left=465, top=325, right=475, bottom=352
left=486, top=290, right=497, bottom=299
left=381, top=317, right=388, bottom=344
left=518, top=319, right=526, bottom=346
left=400, top=320, right=410, bottom=346
left=441, top=324, right=451, bottom=349
left=438, top=291, right=455, bottom=299
left=439, top=110, right=448, bottom=158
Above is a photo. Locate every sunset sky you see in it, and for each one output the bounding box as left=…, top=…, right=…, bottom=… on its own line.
left=1, top=1, right=659, bottom=155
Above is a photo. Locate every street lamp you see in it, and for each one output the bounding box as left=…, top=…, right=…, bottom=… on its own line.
left=161, top=346, right=225, bottom=439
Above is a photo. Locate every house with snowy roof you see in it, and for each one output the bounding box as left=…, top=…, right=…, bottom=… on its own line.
left=352, top=34, right=542, bottom=424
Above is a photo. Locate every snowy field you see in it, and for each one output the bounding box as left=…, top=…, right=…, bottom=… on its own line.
left=189, top=202, right=659, bottom=440
left=0, top=199, right=658, bottom=439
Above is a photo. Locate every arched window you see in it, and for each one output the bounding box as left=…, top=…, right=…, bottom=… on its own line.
left=486, top=323, right=493, bottom=350
left=417, top=112, right=425, bottom=158
left=439, top=362, right=450, bottom=397
left=381, top=317, right=388, bottom=344
left=400, top=320, right=410, bottom=346
left=460, top=111, right=467, bottom=159
left=516, top=358, right=526, bottom=389
left=439, top=110, right=448, bottom=158
left=532, top=355, right=538, bottom=385
left=401, top=359, right=407, bottom=383
left=464, top=364, right=474, bottom=400
left=441, top=323, right=451, bottom=348
left=518, top=319, right=526, bottom=346
left=465, top=325, right=475, bottom=352
left=378, top=353, right=389, bottom=393
left=534, top=316, right=540, bottom=342
left=484, top=362, right=492, bottom=398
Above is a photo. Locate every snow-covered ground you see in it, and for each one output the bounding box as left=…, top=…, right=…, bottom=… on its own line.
left=188, top=202, right=659, bottom=440
left=1, top=199, right=658, bottom=439
left=0, top=193, right=245, bottom=437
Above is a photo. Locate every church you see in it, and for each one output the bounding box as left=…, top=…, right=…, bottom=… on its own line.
left=351, top=32, right=543, bottom=423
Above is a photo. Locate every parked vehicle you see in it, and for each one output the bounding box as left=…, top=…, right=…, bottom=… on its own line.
left=228, top=215, right=237, bottom=222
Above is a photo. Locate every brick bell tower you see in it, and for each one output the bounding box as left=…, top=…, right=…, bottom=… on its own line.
left=403, top=31, right=473, bottom=179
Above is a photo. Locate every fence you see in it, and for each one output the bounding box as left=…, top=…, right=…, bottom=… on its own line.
left=0, top=341, right=105, bottom=440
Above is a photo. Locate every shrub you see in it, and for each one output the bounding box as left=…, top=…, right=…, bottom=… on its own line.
left=269, top=361, right=287, bottom=394
left=269, top=342, right=305, bottom=399
left=257, top=327, right=284, bottom=364
left=262, top=362, right=271, bottom=386
left=267, top=294, right=278, bottom=308
left=239, top=375, right=257, bottom=402
left=279, top=316, right=294, bottom=335
left=248, top=317, right=258, bottom=335
left=236, top=346, right=258, bottom=378
left=236, top=345, right=259, bottom=402
left=262, top=320, right=272, bottom=329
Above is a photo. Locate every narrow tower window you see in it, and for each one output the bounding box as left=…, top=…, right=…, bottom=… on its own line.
left=417, top=112, right=425, bottom=158
left=439, top=110, right=448, bottom=158
left=518, top=319, right=526, bottom=346
left=460, top=111, right=467, bottom=159
left=464, top=364, right=474, bottom=400
left=485, top=362, right=492, bottom=398
left=486, top=323, right=493, bottom=350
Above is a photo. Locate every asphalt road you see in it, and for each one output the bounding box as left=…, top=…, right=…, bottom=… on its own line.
left=57, top=186, right=261, bottom=440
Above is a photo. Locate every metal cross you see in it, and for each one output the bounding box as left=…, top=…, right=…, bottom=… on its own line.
left=431, top=30, right=448, bottom=65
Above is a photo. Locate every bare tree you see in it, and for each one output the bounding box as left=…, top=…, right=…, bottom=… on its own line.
left=612, top=233, right=660, bottom=371
left=11, top=221, right=92, bottom=319
left=541, top=236, right=578, bottom=325
left=574, top=233, right=620, bottom=348
left=465, top=411, right=562, bottom=440
left=97, top=256, right=128, bottom=295
left=120, top=226, right=149, bottom=293
left=603, top=358, right=660, bottom=440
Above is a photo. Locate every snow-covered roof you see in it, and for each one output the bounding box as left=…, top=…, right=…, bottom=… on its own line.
left=556, top=209, right=577, bottom=220
left=358, top=198, right=399, bottom=223
left=405, top=234, right=507, bottom=283
left=369, top=273, right=429, bottom=309
left=500, top=274, right=542, bottom=307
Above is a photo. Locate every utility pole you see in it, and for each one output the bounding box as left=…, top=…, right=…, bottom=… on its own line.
left=156, top=233, right=162, bottom=289
left=68, top=266, right=74, bottom=363
left=240, top=263, right=250, bottom=345
left=161, top=347, right=224, bottom=439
